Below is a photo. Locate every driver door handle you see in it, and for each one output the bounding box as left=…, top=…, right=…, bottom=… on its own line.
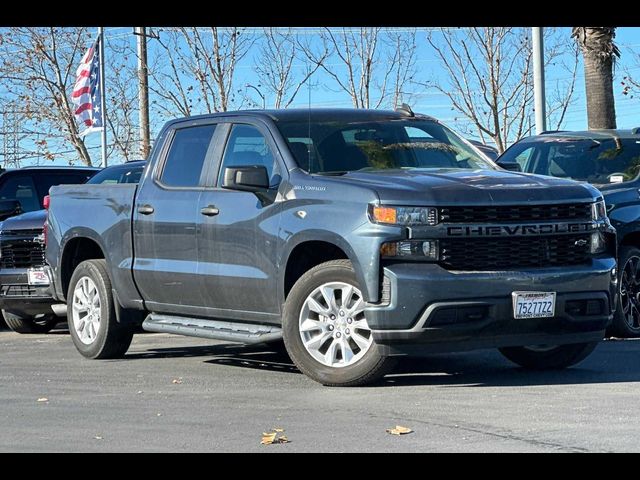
left=137, top=204, right=154, bottom=215
left=200, top=205, right=220, bottom=217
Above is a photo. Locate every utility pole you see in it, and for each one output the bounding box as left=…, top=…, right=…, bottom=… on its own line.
left=532, top=27, right=547, bottom=135
left=98, top=27, right=108, bottom=167
left=135, top=27, right=151, bottom=159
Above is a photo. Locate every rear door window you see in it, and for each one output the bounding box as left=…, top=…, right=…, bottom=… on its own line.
left=160, top=125, right=217, bottom=187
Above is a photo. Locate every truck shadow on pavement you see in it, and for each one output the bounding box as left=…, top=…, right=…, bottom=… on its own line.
left=125, top=338, right=640, bottom=388
left=384, top=340, right=640, bottom=388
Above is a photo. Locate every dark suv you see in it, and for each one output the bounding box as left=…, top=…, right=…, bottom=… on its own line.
left=0, top=162, right=144, bottom=333
left=497, top=129, right=640, bottom=337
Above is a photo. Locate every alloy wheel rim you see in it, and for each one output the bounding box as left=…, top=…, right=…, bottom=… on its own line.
left=298, top=281, right=373, bottom=368
left=620, top=255, right=640, bottom=331
left=72, top=276, right=102, bottom=345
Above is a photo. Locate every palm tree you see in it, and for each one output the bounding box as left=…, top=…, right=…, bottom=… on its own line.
left=572, top=27, right=620, bottom=129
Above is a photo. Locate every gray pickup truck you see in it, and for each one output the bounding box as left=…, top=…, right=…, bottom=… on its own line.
left=45, top=108, right=617, bottom=386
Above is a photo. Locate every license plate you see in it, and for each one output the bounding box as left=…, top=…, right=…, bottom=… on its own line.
left=512, top=291, right=556, bottom=319
left=27, top=268, right=49, bottom=286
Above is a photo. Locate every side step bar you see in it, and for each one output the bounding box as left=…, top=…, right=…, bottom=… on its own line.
left=142, top=314, right=282, bottom=345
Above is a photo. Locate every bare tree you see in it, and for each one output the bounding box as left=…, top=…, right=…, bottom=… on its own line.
left=253, top=28, right=329, bottom=108
left=426, top=27, right=577, bottom=153
left=149, top=27, right=252, bottom=120
left=104, top=34, right=139, bottom=161
left=0, top=27, right=95, bottom=165
left=301, top=27, right=417, bottom=109
left=572, top=27, right=619, bottom=129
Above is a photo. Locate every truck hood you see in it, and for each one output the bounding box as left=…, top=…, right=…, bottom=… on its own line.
left=0, top=209, right=46, bottom=232
left=327, top=169, right=600, bottom=205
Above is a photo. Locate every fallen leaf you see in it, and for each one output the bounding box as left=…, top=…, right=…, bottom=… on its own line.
left=261, top=429, right=290, bottom=445
left=386, top=425, right=413, bottom=435
left=37, top=397, right=48, bottom=403
left=261, top=432, right=277, bottom=445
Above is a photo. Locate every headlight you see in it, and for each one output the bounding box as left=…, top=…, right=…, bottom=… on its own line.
left=381, top=240, right=439, bottom=261
left=592, top=200, right=607, bottom=221
left=370, top=205, right=438, bottom=226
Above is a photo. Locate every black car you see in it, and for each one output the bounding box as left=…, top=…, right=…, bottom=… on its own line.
left=0, top=166, right=99, bottom=221
left=0, top=161, right=145, bottom=334
left=497, top=129, right=640, bottom=337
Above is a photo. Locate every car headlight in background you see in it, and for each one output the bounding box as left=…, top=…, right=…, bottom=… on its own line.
left=370, top=205, right=438, bottom=226
left=592, top=200, right=607, bottom=221
left=381, top=240, right=439, bottom=261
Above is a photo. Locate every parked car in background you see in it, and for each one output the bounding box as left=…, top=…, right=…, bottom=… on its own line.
left=0, top=166, right=99, bottom=329
left=469, top=139, right=499, bottom=160
left=0, top=166, right=99, bottom=222
left=0, top=161, right=144, bottom=334
left=46, top=109, right=615, bottom=386
left=497, top=129, right=640, bottom=337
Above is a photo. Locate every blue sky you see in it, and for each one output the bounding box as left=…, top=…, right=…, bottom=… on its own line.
left=9, top=27, right=640, bottom=165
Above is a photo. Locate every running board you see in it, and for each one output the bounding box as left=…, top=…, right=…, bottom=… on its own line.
left=142, top=314, right=282, bottom=345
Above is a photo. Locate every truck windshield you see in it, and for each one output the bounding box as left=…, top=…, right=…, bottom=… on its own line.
left=275, top=118, right=495, bottom=174
left=501, top=137, right=640, bottom=185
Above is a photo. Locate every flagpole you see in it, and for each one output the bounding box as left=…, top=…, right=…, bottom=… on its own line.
left=98, top=26, right=107, bottom=167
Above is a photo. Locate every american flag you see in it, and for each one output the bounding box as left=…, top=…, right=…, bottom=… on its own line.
left=71, top=37, right=103, bottom=134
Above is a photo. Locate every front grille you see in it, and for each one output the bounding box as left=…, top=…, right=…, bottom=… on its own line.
left=439, top=203, right=592, bottom=223
left=440, top=234, right=592, bottom=270
left=0, top=285, right=38, bottom=297
left=0, top=238, right=45, bottom=269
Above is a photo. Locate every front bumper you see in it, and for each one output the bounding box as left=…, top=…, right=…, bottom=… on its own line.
left=0, top=267, right=63, bottom=317
left=365, top=258, right=617, bottom=356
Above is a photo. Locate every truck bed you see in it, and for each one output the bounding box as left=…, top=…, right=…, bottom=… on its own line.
left=47, top=183, right=140, bottom=306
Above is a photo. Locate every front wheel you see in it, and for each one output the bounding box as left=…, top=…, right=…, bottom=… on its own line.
left=499, top=342, right=598, bottom=370
left=610, top=246, right=640, bottom=338
left=282, top=260, right=394, bottom=386
left=68, top=259, right=133, bottom=359
left=3, top=311, right=58, bottom=334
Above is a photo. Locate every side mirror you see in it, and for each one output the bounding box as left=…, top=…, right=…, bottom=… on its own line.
left=0, top=199, right=22, bottom=221
left=222, top=165, right=270, bottom=192
left=496, top=159, right=522, bottom=172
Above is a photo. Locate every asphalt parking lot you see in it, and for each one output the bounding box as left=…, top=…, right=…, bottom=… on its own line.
left=1, top=322, right=639, bottom=452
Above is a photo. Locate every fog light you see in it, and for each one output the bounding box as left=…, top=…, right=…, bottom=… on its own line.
left=381, top=240, right=439, bottom=261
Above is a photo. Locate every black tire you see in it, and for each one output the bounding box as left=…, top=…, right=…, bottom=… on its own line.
left=609, top=245, right=640, bottom=338
left=282, top=259, right=394, bottom=386
left=67, top=259, right=133, bottom=359
left=499, top=342, right=598, bottom=370
left=3, top=310, right=58, bottom=334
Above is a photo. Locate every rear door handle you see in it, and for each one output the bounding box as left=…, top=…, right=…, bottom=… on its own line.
left=200, top=205, right=220, bottom=217
left=137, top=204, right=154, bottom=215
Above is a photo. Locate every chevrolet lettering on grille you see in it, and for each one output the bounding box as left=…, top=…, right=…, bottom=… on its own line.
left=446, top=222, right=597, bottom=237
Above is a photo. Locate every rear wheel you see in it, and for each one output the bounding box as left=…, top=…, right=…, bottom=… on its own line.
left=3, top=311, right=57, bottom=334
left=499, top=342, right=598, bottom=369
left=282, top=260, right=394, bottom=386
left=68, top=259, right=133, bottom=359
left=610, top=246, right=640, bottom=338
